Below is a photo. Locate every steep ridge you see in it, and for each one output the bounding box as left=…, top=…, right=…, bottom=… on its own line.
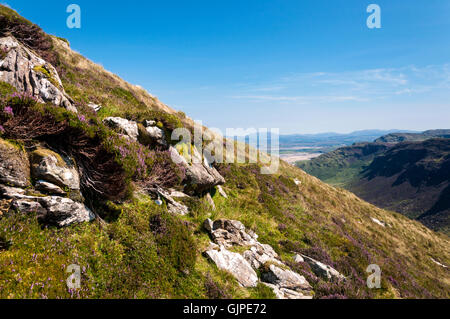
left=0, top=5, right=449, bottom=299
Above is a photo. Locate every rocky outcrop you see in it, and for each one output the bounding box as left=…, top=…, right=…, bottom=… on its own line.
left=204, top=219, right=313, bottom=299
left=0, top=36, right=75, bottom=112
left=0, top=139, right=30, bottom=188
left=30, top=148, right=80, bottom=191
left=0, top=142, right=93, bottom=227
left=169, top=145, right=225, bottom=194
left=103, top=117, right=139, bottom=141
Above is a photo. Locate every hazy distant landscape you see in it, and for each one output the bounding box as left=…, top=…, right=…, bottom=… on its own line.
left=279, top=130, right=416, bottom=163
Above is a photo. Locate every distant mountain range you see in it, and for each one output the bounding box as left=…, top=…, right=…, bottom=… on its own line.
left=297, top=130, right=450, bottom=234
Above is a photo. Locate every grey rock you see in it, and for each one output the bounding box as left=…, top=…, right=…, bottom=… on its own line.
left=30, top=149, right=80, bottom=191
left=0, top=138, right=31, bottom=188
left=144, top=120, right=156, bottom=127
left=157, top=188, right=189, bottom=215
left=207, top=219, right=258, bottom=248
left=103, top=117, right=139, bottom=141
left=35, top=180, right=66, bottom=195
left=169, top=146, right=225, bottom=194
left=10, top=199, right=46, bottom=215
left=260, top=264, right=312, bottom=291
left=87, top=102, right=102, bottom=113
left=0, top=185, right=26, bottom=199
left=243, top=245, right=281, bottom=270
left=145, top=126, right=167, bottom=146
left=301, top=254, right=345, bottom=282
left=204, top=247, right=258, bottom=288
left=205, top=192, right=216, bottom=210
left=217, top=185, right=228, bottom=198
left=293, top=254, right=304, bottom=263
left=37, top=196, right=95, bottom=227
left=262, top=283, right=313, bottom=300
left=0, top=36, right=75, bottom=112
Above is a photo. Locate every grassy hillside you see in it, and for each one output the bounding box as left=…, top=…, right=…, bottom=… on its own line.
left=0, top=5, right=449, bottom=299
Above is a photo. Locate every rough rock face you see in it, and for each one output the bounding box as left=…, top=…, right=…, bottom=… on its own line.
left=37, top=196, right=95, bottom=227
left=4, top=190, right=94, bottom=227
left=204, top=218, right=313, bottom=299
left=204, top=247, right=258, bottom=288
left=103, top=117, right=139, bottom=141
left=0, top=138, right=30, bottom=188
left=35, top=180, right=66, bottom=195
left=169, top=145, right=225, bottom=194
left=30, top=148, right=80, bottom=191
left=0, top=36, right=75, bottom=112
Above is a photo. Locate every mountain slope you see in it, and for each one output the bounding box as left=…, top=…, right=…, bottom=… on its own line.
left=297, top=131, right=450, bottom=234
left=0, top=5, right=449, bottom=299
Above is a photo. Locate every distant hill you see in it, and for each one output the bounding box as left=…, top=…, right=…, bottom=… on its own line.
left=279, top=129, right=416, bottom=149
left=375, top=130, right=450, bottom=143
left=297, top=131, right=450, bottom=234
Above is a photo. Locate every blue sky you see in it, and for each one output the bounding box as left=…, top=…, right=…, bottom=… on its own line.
left=4, top=0, right=450, bottom=134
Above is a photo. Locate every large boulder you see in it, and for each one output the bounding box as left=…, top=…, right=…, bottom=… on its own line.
left=204, top=247, right=258, bottom=288
left=103, top=117, right=139, bottom=141
left=30, top=148, right=80, bottom=191
left=169, top=145, right=225, bottom=194
left=0, top=36, right=75, bottom=112
left=3, top=190, right=94, bottom=227
left=36, top=196, right=95, bottom=227
left=0, top=139, right=30, bottom=188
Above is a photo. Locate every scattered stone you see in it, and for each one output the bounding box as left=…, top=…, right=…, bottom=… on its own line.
left=87, top=102, right=102, bottom=113
left=0, top=36, right=75, bottom=112
left=300, top=254, right=345, bottom=282
left=30, top=148, right=80, bottom=191
left=144, top=126, right=167, bottom=146
left=0, top=138, right=31, bottom=188
left=217, top=185, right=228, bottom=198
left=206, top=219, right=258, bottom=248
left=144, top=120, right=157, bottom=127
left=169, top=145, right=225, bottom=194
left=205, top=193, right=216, bottom=210
left=260, top=264, right=312, bottom=291
left=103, top=117, right=139, bottom=141
left=294, top=179, right=301, bottom=186
left=157, top=188, right=189, bottom=215
left=293, top=254, right=304, bottom=263
left=204, top=247, right=258, bottom=288
left=430, top=257, right=448, bottom=268
left=371, top=217, right=386, bottom=227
